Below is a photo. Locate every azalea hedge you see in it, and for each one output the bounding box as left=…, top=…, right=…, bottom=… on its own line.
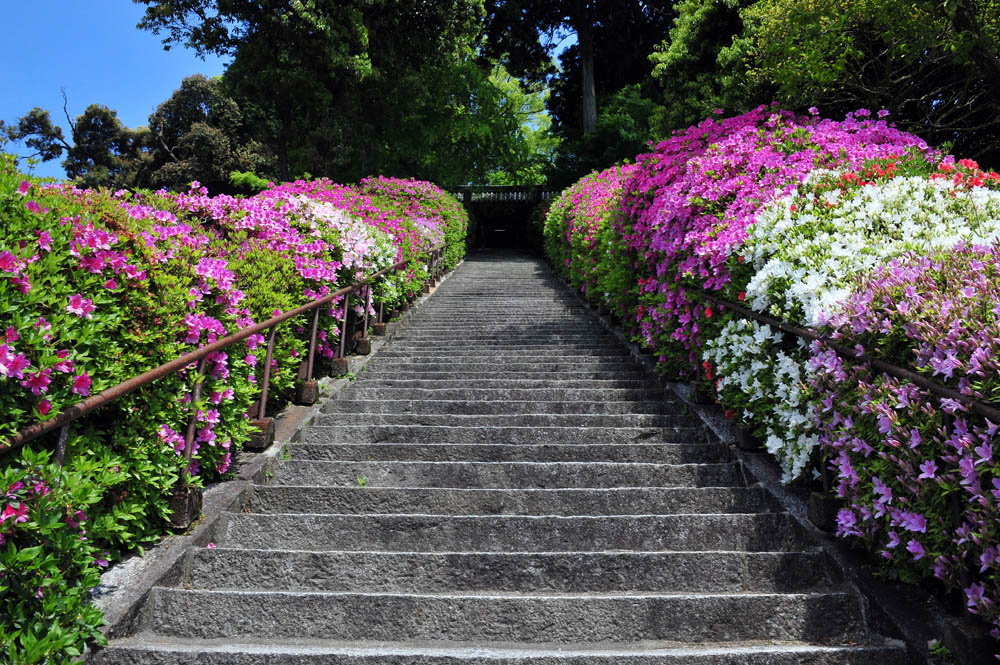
left=544, top=106, right=1000, bottom=644
left=0, top=149, right=467, bottom=663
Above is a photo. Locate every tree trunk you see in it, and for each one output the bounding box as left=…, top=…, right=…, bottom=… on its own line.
left=575, top=9, right=597, bottom=134
left=277, top=105, right=291, bottom=181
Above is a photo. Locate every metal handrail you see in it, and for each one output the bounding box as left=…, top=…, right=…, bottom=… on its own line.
left=2, top=246, right=447, bottom=465
left=694, top=288, right=1000, bottom=423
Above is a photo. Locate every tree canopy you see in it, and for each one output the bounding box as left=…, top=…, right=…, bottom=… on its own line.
left=7, top=0, right=1000, bottom=190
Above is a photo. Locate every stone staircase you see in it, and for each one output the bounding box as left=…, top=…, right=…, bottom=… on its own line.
left=93, top=252, right=906, bottom=663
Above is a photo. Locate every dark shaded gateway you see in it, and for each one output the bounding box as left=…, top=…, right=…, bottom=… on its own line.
left=450, top=186, right=561, bottom=250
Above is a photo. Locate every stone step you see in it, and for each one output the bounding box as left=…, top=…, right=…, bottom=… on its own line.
left=350, top=379, right=661, bottom=389
left=246, top=486, right=771, bottom=516
left=324, top=399, right=674, bottom=416
left=186, top=548, right=832, bottom=593
left=369, top=358, right=637, bottom=369
left=339, top=387, right=670, bottom=402
left=386, top=344, right=627, bottom=352
left=358, top=371, right=652, bottom=381
left=92, top=638, right=908, bottom=664
left=143, top=587, right=862, bottom=644
left=298, top=425, right=707, bottom=444
left=285, top=442, right=728, bottom=464
left=271, top=460, right=741, bottom=489
left=218, top=513, right=808, bottom=552
left=404, top=316, right=593, bottom=322
left=314, top=413, right=699, bottom=429
left=393, top=331, right=612, bottom=338
left=364, top=363, right=641, bottom=375
left=376, top=349, right=632, bottom=358
left=401, top=322, right=608, bottom=330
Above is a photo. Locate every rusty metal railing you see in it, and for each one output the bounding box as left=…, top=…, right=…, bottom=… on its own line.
left=2, top=246, right=446, bottom=499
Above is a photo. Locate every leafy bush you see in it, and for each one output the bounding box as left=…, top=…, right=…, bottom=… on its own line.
left=705, top=156, right=1000, bottom=480
left=1, top=447, right=110, bottom=665
left=543, top=164, right=636, bottom=318
left=1, top=150, right=468, bottom=661
left=621, top=106, right=929, bottom=375
left=542, top=107, right=1000, bottom=645
left=812, top=243, right=1000, bottom=639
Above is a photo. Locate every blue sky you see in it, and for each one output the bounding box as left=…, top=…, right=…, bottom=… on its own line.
left=2, top=1, right=229, bottom=180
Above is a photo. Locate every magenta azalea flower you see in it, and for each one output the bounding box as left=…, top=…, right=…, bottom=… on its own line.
left=21, top=369, right=51, bottom=395
left=72, top=371, right=91, bottom=396
left=65, top=294, right=96, bottom=319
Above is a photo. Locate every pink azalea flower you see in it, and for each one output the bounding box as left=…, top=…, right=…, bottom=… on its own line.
left=0, top=502, right=28, bottom=525
left=72, top=371, right=91, bottom=396
left=65, top=294, right=96, bottom=318
left=16, top=180, right=30, bottom=196
left=25, top=200, right=40, bottom=214
left=0, top=346, right=30, bottom=379
left=53, top=350, right=74, bottom=373
left=5, top=327, right=18, bottom=343
left=10, top=276, right=30, bottom=294
left=38, top=399, right=51, bottom=416
left=37, top=230, right=52, bottom=252
left=21, top=369, right=52, bottom=395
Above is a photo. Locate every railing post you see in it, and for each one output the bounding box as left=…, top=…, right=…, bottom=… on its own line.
left=247, top=326, right=277, bottom=451
left=53, top=424, right=71, bottom=468
left=356, top=285, right=372, bottom=355
left=372, top=278, right=387, bottom=337
left=332, top=291, right=351, bottom=376
left=296, top=308, right=321, bottom=405
left=169, top=358, right=207, bottom=529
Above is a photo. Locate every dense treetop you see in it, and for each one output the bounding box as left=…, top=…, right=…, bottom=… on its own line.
left=5, top=0, right=1000, bottom=190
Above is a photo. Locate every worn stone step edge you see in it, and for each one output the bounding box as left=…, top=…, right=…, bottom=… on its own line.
left=90, top=637, right=908, bottom=665
left=144, top=587, right=863, bottom=644
left=246, top=485, right=768, bottom=516
left=323, top=400, right=677, bottom=415
left=184, top=548, right=837, bottom=593
left=338, top=389, right=671, bottom=401
left=349, top=380, right=663, bottom=390
left=270, top=460, right=741, bottom=490
left=217, top=512, right=810, bottom=553
left=314, top=414, right=700, bottom=428
left=283, top=442, right=729, bottom=464
left=298, top=425, right=709, bottom=445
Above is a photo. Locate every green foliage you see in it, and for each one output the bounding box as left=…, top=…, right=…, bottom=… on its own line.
left=147, top=75, right=274, bottom=192
left=229, top=170, right=272, bottom=193
left=221, top=241, right=307, bottom=396
left=653, top=0, right=1000, bottom=164
left=0, top=447, right=109, bottom=664
left=543, top=163, right=637, bottom=318
left=648, top=0, right=766, bottom=135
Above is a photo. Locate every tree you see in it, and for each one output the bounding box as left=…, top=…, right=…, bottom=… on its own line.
left=736, top=0, right=1000, bottom=164
left=133, top=0, right=486, bottom=182
left=483, top=1, right=604, bottom=134
left=146, top=75, right=273, bottom=191
left=647, top=0, right=767, bottom=136
left=484, top=1, right=673, bottom=183
left=4, top=100, right=149, bottom=189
